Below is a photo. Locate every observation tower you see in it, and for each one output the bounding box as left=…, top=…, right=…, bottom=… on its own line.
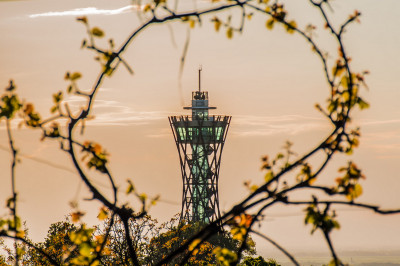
left=169, top=69, right=231, bottom=223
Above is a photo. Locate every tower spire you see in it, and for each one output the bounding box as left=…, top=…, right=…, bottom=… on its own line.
left=198, top=65, right=202, bottom=92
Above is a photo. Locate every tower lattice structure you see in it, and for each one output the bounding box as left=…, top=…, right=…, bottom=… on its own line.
left=169, top=70, right=231, bottom=223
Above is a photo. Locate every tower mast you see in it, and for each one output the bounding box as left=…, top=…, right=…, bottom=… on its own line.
left=198, top=66, right=202, bottom=92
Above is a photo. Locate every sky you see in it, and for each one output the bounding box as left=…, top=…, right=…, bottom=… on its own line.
left=1, top=0, right=400, bottom=262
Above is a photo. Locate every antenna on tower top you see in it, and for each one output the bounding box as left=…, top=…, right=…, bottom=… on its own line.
left=198, top=65, right=202, bottom=92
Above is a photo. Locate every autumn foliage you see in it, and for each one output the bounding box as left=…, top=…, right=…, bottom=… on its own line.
left=1, top=0, right=400, bottom=266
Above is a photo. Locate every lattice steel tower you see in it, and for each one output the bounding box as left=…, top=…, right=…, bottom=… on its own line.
left=169, top=69, right=231, bottom=223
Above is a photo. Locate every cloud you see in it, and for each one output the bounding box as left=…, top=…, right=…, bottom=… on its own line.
left=29, top=5, right=140, bottom=18
left=231, top=114, right=327, bottom=137
left=355, top=119, right=400, bottom=155
left=64, top=95, right=171, bottom=126
left=360, top=119, right=400, bottom=127
left=147, top=128, right=173, bottom=138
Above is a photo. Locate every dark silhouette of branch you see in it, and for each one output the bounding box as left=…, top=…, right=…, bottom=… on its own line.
left=321, top=204, right=341, bottom=266
left=6, top=119, right=19, bottom=266
left=122, top=217, right=140, bottom=266
left=324, top=229, right=340, bottom=266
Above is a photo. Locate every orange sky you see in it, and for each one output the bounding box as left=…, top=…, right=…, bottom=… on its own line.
left=1, top=0, right=400, bottom=260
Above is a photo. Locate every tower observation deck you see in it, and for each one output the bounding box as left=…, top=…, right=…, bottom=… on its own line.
left=169, top=69, right=231, bottom=223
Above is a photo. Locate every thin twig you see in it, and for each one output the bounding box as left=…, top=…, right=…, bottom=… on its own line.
left=251, top=230, right=300, bottom=266
left=6, top=119, right=19, bottom=266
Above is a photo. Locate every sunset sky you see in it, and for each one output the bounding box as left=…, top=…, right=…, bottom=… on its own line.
left=1, top=0, right=400, bottom=261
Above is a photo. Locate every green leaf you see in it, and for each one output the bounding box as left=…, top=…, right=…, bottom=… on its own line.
left=126, top=180, right=135, bottom=194
left=0, top=94, right=22, bottom=119
left=357, top=97, right=370, bottom=110
left=264, top=171, right=274, bottom=182
left=79, top=242, right=92, bottom=257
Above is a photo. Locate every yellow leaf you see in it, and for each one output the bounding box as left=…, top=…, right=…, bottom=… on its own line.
left=70, top=72, right=82, bottom=81
left=97, top=207, right=108, bottom=221
left=286, top=20, right=297, bottom=34
left=79, top=242, right=92, bottom=257
left=214, top=19, right=222, bottom=32
left=151, top=195, right=160, bottom=205
left=189, top=19, right=195, bottom=28
left=102, top=65, right=114, bottom=76
left=226, top=27, right=233, bottom=39
left=71, top=211, right=85, bottom=223
left=351, top=183, right=363, bottom=199
left=240, top=214, right=253, bottom=228
left=250, top=184, right=258, bottom=192
left=188, top=239, right=201, bottom=251
left=342, top=91, right=350, bottom=101
left=16, top=230, right=25, bottom=238
left=95, top=235, right=104, bottom=245
left=307, top=177, right=316, bottom=185
left=92, top=143, right=102, bottom=154
left=266, top=18, right=274, bottom=30
left=332, top=64, right=345, bottom=77
left=139, top=193, right=147, bottom=202
left=143, top=4, right=151, bottom=12
left=91, top=27, right=104, bottom=38
left=91, top=260, right=100, bottom=266
left=264, top=171, right=274, bottom=182
left=24, top=103, right=34, bottom=115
